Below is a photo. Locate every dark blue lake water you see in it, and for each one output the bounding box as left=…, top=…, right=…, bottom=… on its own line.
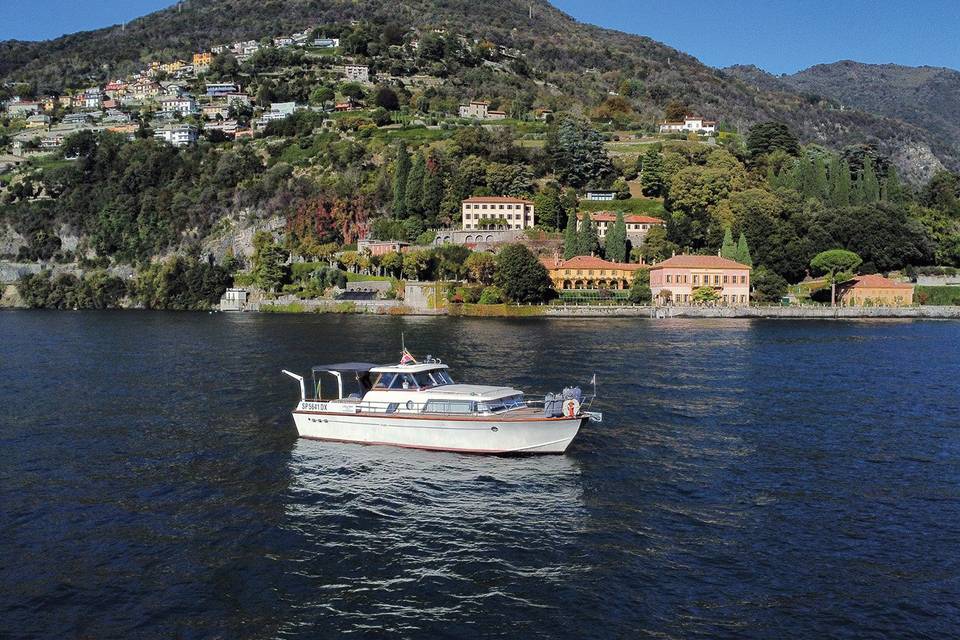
left=2, top=311, right=959, bottom=638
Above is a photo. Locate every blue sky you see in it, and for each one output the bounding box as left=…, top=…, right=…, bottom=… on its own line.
left=1, top=0, right=958, bottom=74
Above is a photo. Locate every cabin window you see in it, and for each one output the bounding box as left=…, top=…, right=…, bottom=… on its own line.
left=424, top=400, right=476, bottom=414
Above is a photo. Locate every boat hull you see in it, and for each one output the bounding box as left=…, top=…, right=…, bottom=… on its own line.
left=292, top=409, right=584, bottom=454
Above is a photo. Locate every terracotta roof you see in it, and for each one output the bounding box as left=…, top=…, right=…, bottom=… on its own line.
left=649, top=255, right=750, bottom=270
left=462, top=196, right=533, bottom=204
left=579, top=212, right=664, bottom=224
left=540, top=255, right=646, bottom=271
left=846, top=274, right=913, bottom=289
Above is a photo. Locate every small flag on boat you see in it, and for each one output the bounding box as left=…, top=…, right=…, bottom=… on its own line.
left=400, top=349, right=417, bottom=365
left=590, top=373, right=597, bottom=386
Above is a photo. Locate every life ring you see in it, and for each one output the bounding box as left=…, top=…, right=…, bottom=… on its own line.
left=406, top=400, right=415, bottom=411
left=563, top=399, right=580, bottom=418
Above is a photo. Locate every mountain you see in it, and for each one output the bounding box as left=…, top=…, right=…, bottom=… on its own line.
left=787, top=61, right=960, bottom=151
left=1, top=0, right=956, bottom=182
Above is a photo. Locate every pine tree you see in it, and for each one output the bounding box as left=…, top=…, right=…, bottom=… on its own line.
left=862, top=156, right=881, bottom=203
left=640, top=147, right=665, bottom=197
left=577, top=214, right=600, bottom=257
left=405, top=152, right=426, bottom=215
left=720, top=227, right=736, bottom=259
left=735, top=232, right=753, bottom=267
left=563, top=212, right=578, bottom=259
left=392, top=143, right=410, bottom=218
left=605, top=212, right=628, bottom=262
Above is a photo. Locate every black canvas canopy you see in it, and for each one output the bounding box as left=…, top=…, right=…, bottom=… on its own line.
left=310, top=363, right=379, bottom=399
left=311, top=362, right=379, bottom=375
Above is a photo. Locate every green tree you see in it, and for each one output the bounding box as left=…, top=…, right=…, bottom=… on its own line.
left=810, top=249, right=862, bottom=306
left=465, top=251, right=496, bottom=284
left=533, top=183, right=565, bottom=231
left=734, top=232, right=753, bottom=267
left=883, top=165, right=905, bottom=203
left=309, top=86, right=335, bottom=107
left=380, top=251, right=403, bottom=278
left=373, top=85, right=399, bottom=111
left=720, top=227, right=736, bottom=259
left=638, top=225, right=674, bottom=264
left=576, top=214, right=600, bottom=257
left=640, top=147, right=665, bottom=197
left=563, top=212, right=579, bottom=259
left=252, top=231, right=289, bottom=293
left=544, top=115, right=615, bottom=188
left=751, top=266, right=789, bottom=303
left=605, top=212, right=628, bottom=262
left=494, top=244, right=554, bottom=303
left=478, top=285, right=504, bottom=304
left=405, top=152, right=426, bottom=215
left=392, top=143, right=410, bottom=217
left=746, top=122, right=800, bottom=158
left=627, top=269, right=652, bottom=304
left=691, top=286, right=721, bottom=304
left=422, top=150, right=445, bottom=223
left=862, top=156, right=881, bottom=203
left=830, top=158, right=852, bottom=206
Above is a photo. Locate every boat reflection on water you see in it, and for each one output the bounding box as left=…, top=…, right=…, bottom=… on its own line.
left=279, top=439, right=589, bottom=634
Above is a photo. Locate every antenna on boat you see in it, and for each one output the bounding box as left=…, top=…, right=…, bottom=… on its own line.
left=401, top=331, right=405, bottom=354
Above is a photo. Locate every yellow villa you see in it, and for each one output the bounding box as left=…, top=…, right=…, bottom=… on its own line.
left=540, top=255, right=645, bottom=290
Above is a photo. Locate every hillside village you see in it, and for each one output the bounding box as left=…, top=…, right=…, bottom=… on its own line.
left=1, top=13, right=960, bottom=313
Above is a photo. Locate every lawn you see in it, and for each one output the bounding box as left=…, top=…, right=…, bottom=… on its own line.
left=372, top=126, right=451, bottom=143
left=916, top=285, right=960, bottom=305
left=579, top=198, right=666, bottom=217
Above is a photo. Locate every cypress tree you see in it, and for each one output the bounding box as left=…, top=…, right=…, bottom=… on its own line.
left=422, top=150, right=445, bottom=223
left=883, top=165, right=904, bottom=203
left=392, top=143, right=410, bottom=218
left=812, top=156, right=829, bottom=200
left=405, top=152, right=426, bottom=215
left=563, top=212, right=578, bottom=259
left=640, top=147, right=665, bottom=197
left=830, top=158, right=851, bottom=206
left=606, top=212, right=628, bottom=263
left=735, top=232, right=753, bottom=267
left=862, top=156, right=881, bottom=203
left=720, top=227, right=736, bottom=259
left=577, top=214, right=600, bottom=257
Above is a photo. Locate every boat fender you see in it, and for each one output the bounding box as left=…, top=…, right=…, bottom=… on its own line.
left=563, top=398, right=580, bottom=418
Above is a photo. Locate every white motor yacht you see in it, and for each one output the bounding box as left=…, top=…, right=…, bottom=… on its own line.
left=282, top=354, right=600, bottom=454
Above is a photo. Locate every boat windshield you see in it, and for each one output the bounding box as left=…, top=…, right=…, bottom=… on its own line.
left=373, top=368, right=454, bottom=389
left=414, top=370, right=454, bottom=388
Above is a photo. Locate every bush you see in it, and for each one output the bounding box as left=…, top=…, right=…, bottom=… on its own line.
left=479, top=285, right=504, bottom=304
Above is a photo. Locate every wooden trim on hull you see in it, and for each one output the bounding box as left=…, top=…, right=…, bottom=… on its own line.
left=298, top=433, right=569, bottom=455
left=292, top=409, right=578, bottom=423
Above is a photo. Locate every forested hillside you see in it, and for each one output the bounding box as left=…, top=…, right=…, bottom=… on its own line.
left=1, top=0, right=956, bottom=180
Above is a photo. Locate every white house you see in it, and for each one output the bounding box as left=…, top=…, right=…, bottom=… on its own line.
left=154, top=124, right=198, bottom=147
left=458, top=100, right=489, bottom=119
left=659, top=115, right=717, bottom=134
left=343, top=64, right=369, bottom=83
left=461, top=196, right=535, bottom=230
left=159, top=95, right=198, bottom=116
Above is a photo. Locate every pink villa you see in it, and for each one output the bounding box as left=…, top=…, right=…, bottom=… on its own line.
left=649, top=255, right=751, bottom=305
